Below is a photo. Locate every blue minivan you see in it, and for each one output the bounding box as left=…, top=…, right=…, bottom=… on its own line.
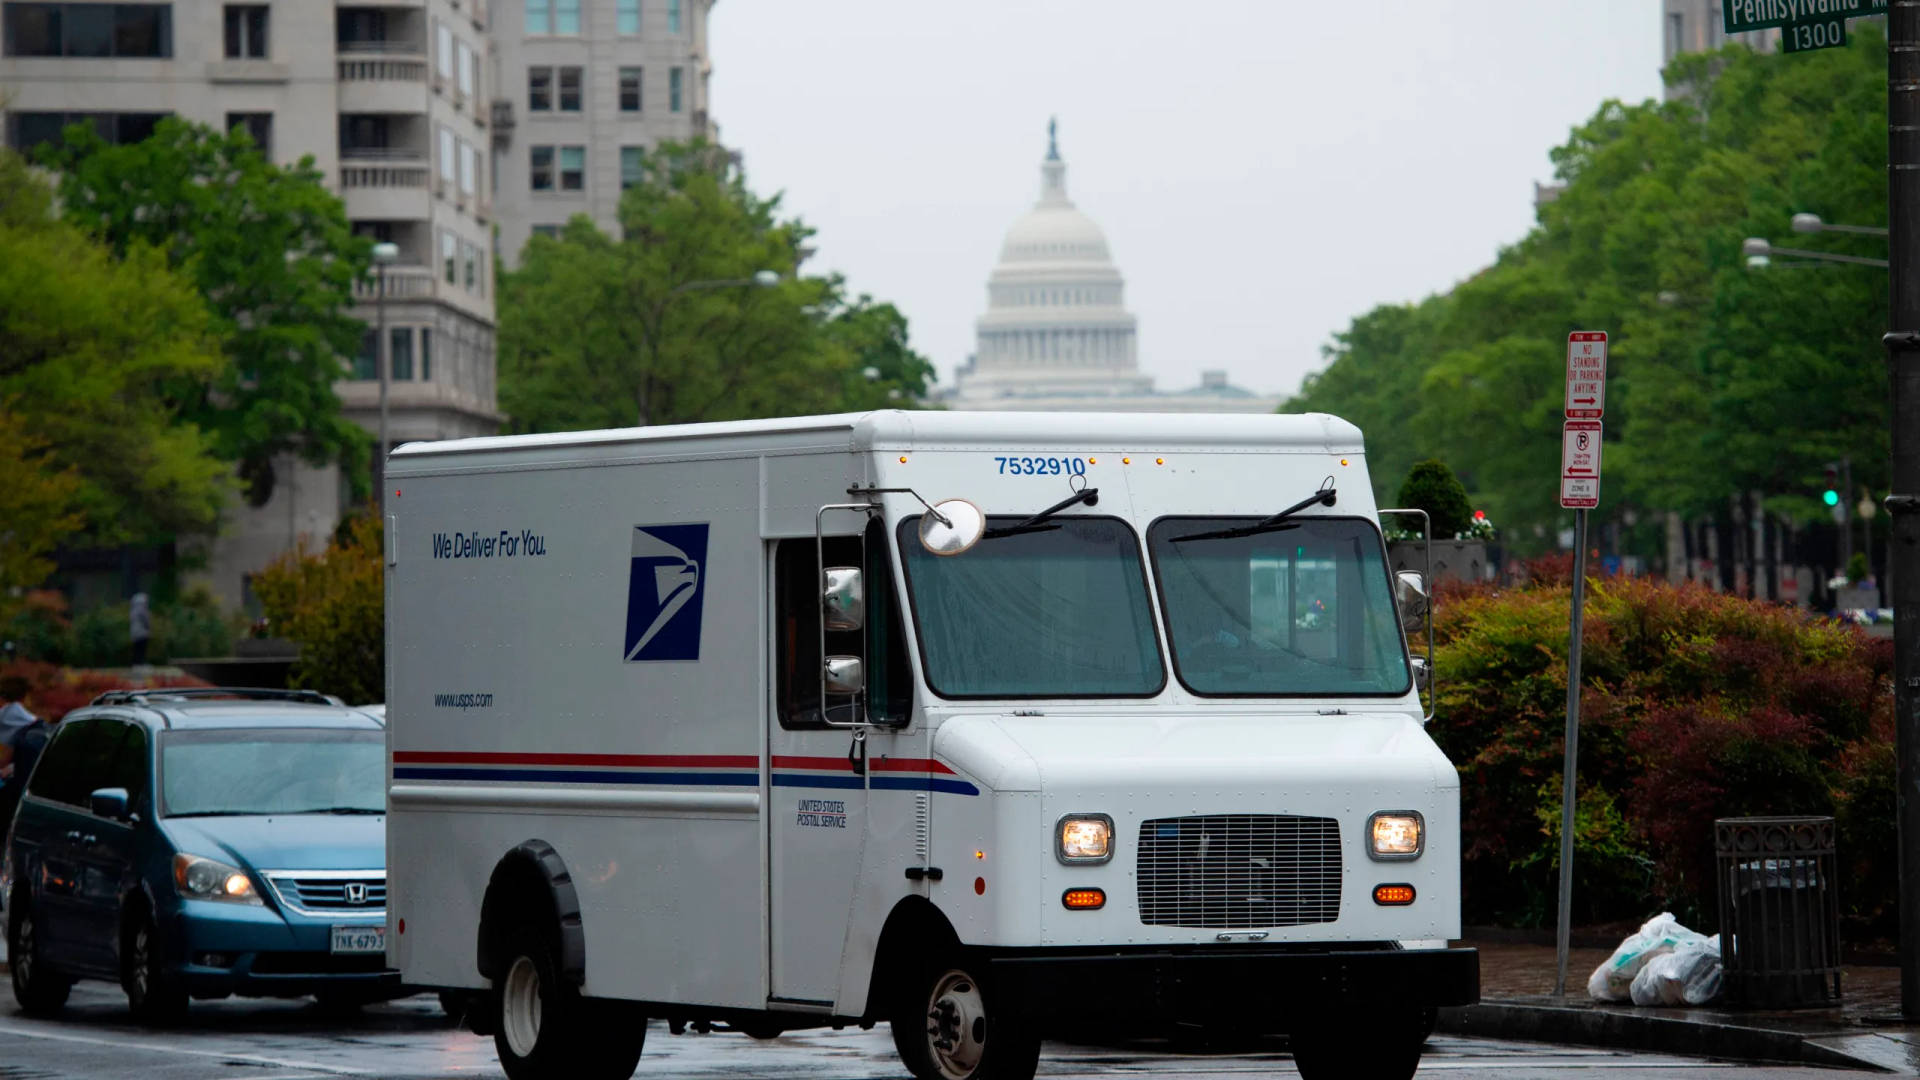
left=2, top=688, right=397, bottom=1020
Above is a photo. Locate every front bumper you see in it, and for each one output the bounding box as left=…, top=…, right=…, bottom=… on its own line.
left=166, top=902, right=399, bottom=999
left=987, top=945, right=1478, bottom=1030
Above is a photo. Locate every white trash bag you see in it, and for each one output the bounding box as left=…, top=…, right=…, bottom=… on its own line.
left=1586, top=912, right=1711, bottom=1002
left=1628, top=934, right=1722, bottom=1006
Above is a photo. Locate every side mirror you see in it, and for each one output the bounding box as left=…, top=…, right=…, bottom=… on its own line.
left=823, top=656, right=865, bottom=697
left=89, top=786, right=131, bottom=821
left=919, top=499, right=986, bottom=557
left=823, top=567, right=864, bottom=632
left=1395, top=571, right=1429, bottom=634
left=1411, top=657, right=1432, bottom=694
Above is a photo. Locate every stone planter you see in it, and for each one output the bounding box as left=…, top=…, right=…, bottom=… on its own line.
left=1387, top=539, right=1489, bottom=585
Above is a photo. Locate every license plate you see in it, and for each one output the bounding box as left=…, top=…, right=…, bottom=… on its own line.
left=330, top=925, right=386, bottom=955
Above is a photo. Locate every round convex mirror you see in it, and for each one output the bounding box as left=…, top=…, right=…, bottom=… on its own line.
left=919, top=499, right=985, bottom=557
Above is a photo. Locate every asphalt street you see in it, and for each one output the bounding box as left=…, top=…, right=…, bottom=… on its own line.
left=0, top=981, right=1877, bottom=1080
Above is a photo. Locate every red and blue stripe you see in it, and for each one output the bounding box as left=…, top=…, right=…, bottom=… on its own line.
left=392, top=752, right=978, bottom=796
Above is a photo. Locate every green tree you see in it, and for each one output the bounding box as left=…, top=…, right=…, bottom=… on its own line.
left=499, top=141, right=933, bottom=432
left=1397, top=460, right=1475, bottom=540
left=44, top=118, right=372, bottom=504
left=0, top=150, right=232, bottom=547
left=251, top=513, right=384, bottom=704
left=0, top=411, right=82, bottom=622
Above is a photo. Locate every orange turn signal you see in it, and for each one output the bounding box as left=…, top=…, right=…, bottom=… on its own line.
left=1062, top=888, right=1106, bottom=910
left=1373, top=884, right=1416, bottom=906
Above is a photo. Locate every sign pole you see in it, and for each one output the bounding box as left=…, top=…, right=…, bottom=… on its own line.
left=1554, top=509, right=1589, bottom=997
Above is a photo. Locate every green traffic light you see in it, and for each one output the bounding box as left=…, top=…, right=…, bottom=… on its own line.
left=1823, top=490, right=1841, bottom=507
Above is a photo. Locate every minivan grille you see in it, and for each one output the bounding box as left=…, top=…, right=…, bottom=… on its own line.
left=1136, top=814, right=1342, bottom=928
left=265, top=874, right=386, bottom=913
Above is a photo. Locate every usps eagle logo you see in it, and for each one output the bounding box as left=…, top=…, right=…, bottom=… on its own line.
left=623, top=524, right=708, bottom=662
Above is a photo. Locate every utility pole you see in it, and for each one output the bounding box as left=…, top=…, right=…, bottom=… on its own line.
left=1886, top=0, right=1920, bottom=1020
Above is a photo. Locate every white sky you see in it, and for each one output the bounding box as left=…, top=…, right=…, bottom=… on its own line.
left=709, top=1, right=1664, bottom=400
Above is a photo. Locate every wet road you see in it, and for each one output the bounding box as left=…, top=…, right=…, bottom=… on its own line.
left=0, top=982, right=1875, bottom=1079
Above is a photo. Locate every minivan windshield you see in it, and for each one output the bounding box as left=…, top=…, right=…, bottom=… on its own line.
left=160, top=729, right=385, bottom=817
left=897, top=516, right=1163, bottom=698
left=1148, top=517, right=1410, bottom=697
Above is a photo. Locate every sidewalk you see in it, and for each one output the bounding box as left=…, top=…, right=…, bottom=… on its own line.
left=1446, top=938, right=1920, bottom=1072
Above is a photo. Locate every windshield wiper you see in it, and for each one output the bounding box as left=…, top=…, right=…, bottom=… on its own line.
left=301, top=807, right=385, bottom=815
left=1170, top=484, right=1337, bottom=543
left=982, top=487, right=1099, bottom=539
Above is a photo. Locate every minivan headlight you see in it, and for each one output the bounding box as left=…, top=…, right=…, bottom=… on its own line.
left=1057, top=814, right=1114, bottom=864
left=173, top=854, right=263, bottom=905
left=1367, top=811, right=1424, bottom=860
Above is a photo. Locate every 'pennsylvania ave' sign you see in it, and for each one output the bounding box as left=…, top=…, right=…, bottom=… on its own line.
left=1722, top=0, right=1886, bottom=33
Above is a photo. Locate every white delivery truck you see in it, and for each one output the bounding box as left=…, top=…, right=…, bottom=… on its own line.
left=384, top=411, right=1477, bottom=1080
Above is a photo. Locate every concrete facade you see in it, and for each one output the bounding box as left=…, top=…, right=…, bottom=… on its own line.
left=1660, top=0, right=1780, bottom=98
left=488, top=0, right=715, bottom=266
left=2, top=0, right=501, bottom=609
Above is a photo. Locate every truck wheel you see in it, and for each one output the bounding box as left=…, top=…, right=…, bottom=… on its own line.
left=492, top=927, right=644, bottom=1080
left=122, top=908, right=189, bottom=1024
left=891, top=961, right=1040, bottom=1080
left=8, top=894, right=71, bottom=1015
left=1288, top=1009, right=1428, bottom=1080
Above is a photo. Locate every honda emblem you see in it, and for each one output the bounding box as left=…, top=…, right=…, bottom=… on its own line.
left=345, top=881, right=368, bottom=905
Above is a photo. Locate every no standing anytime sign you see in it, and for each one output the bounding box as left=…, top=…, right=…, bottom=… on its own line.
left=1561, top=332, right=1607, bottom=509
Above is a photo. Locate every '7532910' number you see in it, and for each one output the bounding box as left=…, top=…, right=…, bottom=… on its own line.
left=995, top=456, right=1088, bottom=476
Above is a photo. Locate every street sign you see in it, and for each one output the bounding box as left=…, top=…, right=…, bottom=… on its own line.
left=1782, top=16, right=1847, bottom=52
left=1722, top=0, right=1883, bottom=34
left=1565, top=332, right=1607, bottom=419
left=1560, top=419, right=1602, bottom=509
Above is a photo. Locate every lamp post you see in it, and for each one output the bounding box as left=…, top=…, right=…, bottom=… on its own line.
left=1742, top=236, right=1889, bottom=269
left=371, top=241, right=399, bottom=511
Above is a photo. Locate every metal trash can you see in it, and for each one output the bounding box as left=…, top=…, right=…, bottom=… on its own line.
left=1714, top=816, right=1842, bottom=1008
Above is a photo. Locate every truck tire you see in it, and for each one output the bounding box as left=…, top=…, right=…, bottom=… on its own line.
left=8, top=894, right=71, bottom=1016
left=1288, top=1008, right=1430, bottom=1080
left=492, top=926, right=644, bottom=1080
left=891, top=960, right=1040, bottom=1080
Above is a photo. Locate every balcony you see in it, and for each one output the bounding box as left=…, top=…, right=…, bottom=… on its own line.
left=338, top=40, right=429, bottom=113
left=351, top=264, right=436, bottom=301
left=490, top=98, right=513, bottom=148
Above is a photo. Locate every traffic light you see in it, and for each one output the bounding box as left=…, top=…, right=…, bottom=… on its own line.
left=1823, top=463, right=1841, bottom=507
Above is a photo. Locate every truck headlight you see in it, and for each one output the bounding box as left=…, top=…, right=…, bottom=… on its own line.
left=173, top=854, right=263, bottom=905
left=1056, top=814, right=1114, bottom=864
left=1367, top=811, right=1424, bottom=860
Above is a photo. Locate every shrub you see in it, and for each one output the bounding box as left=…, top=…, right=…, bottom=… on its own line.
left=7, top=586, right=236, bottom=666
left=251, top=513, right=383, bottom=705
left=2, top=590, right=72, bottom=664
left=0, top=660, right=207, bottom=721
left=1397, top=459, right=1474, bottom=540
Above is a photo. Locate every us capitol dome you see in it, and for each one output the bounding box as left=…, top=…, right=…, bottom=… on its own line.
left=940, top=120, right=1281, bottom=413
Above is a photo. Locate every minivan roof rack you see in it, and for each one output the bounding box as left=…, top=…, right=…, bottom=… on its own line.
left=90, top=687, right=344, bottom=708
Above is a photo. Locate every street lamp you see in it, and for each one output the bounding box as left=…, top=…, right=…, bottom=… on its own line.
left=1743, top=233, right=1890, bottom=269
left=1792, top=212, right=1889, bottom=237
left=371, top=241, right=399, bottom=511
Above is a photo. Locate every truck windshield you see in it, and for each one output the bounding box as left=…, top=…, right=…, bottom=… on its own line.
left=1147, top=517, right=1410, bottom=697
left=897, top=516, right=1164, bottom=698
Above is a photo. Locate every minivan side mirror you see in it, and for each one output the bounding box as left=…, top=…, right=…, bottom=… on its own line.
left=89, top=786, right=131, bottom=821
left=823, top=567, right=864, bottom=632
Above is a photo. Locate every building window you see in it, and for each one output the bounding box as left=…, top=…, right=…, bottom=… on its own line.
left=620, top=145, right=643, bottom=190
left=527, top=66, right=551, bottom=110
left=619, top=66, right=640, bottom=111
left=6, top=111, right=166, bottom=152
left=390, top=327, right=414, bottom=381
left=435, top=21, right=452, bottom=79
left=225, top=111, right=270, bottom=157
left=459, top=140, right=476, bottom=195
left=530, top=145, right=554, bottom=191
left=457, top=40, right=474, bottom=98
left=1666, top=12, right=1683, bottom=59
left=555, top=0, right=578, bottom=34
left=616, top=0, right=637, bottom=34
left=667, top=0, right=679, bottom=33
left=441, top=230, right=456, bottom=283
left=531, top=224, right=560, bottom=238
left=419, top=328, right=432, bottom=381
left=353, top=331, right=378, bottom=380
left=558, top=66, right=581, bottom=111
left=462, top=241, right=477, bottom=292
left=223, top=4, right=265, bottom=58
left=438, top=126, right=456, bottom=189
left=524, top=0, right=549, bottom=34
left=4, top=3, right=171, bottom=57
left=669, top=66, right=682, bottom=112
left=559, top=146, right=584, bottom=191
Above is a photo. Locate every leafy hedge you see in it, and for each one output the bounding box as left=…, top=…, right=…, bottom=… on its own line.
left=251, top=513, right=382, bottom=705
left=0, top=660, right=207, bottom=721
left=4, top=586, right=235, bottom=666
left=1431, top=575, right=1894, bottom=933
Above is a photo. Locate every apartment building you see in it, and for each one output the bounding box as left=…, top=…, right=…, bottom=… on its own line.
left=1661, top=0, right=1779, bottom=98
left=1, top=0, right=500, bottom=608
left=489, top=0, right=715, bottom=265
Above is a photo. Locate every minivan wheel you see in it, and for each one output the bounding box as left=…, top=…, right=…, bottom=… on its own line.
left=121, top=908, right=188, bottom=1024
left=8, top=896, right=71, bottom=1015
left=491, top=927, right=644, bottom=1080
left=891, top=960, right=1040, bottom=1080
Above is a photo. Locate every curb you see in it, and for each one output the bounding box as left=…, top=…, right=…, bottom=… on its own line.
left=1437, top=1002, right=1892, bottom=1072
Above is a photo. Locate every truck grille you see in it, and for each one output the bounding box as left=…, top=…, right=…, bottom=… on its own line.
left=1137, top=814, right=1342, bottom=928
left=264, top=873, right=386, bottom=914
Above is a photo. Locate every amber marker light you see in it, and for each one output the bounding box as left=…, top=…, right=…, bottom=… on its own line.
left=1373, top=884, right=1417, bottom=906
left=1340, top=458, right=1350, bottom=466
left=1122, top=456, right=1132, bottom=465
left=899, top=455, right=908, bottom=463
left=1088, top=457, right=1097, bottom=464
left=1155, top=457, right=1165, bottom=465
left=975, top=850, right=986, bottom=860
left=1062, top=888, right=1106, bottom=911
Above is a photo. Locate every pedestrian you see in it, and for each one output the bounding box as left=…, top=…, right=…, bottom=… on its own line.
left=0, top=675, right=43, bottom=842
left=129, top=591, right=151, bottom=668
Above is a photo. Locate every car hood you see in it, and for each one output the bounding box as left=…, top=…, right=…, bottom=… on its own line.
left=162, top=813, right=386, bottom=872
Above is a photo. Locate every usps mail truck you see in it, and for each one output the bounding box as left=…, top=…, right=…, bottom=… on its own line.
left=384, top=411, right=1478, bottom=1080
